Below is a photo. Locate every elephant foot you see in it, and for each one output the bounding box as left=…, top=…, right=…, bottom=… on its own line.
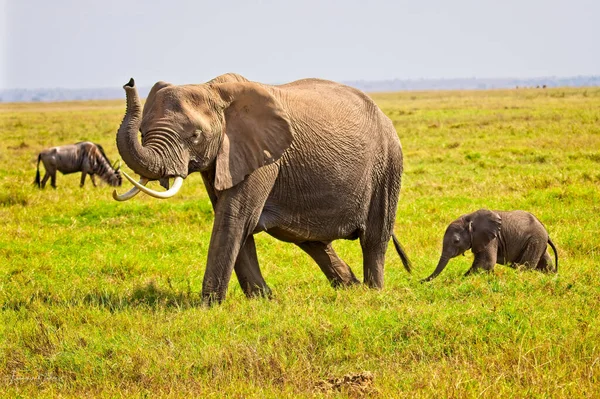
left=536, top=265, right=557, bottom=274
left=203, top=284, right=271, bottom=306
left=202, top=290, right=227, bottom=307
left=464, top=265, right=494, bottom=277
left=330, top=275, right=360, bottom=289
left=242, top=283, right=272, bottom=299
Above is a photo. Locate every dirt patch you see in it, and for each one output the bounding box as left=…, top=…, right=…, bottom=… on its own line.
left=315, top=371, right=376, bottom=396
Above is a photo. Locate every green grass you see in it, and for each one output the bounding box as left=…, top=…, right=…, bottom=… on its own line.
left=1, top=87, right=599, bottom=397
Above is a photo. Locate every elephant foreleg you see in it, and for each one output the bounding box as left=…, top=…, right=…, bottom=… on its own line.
left=297, top=241, right=360, bottom=288
left=201, top=165, right=278, bottom=305
left=201, top=168, right=271, bottom=300
left=202, top=211, right=258, bottom=305
left=465, top=241, right=498, bottom=276
left=234, top=235, right=272, bottom=298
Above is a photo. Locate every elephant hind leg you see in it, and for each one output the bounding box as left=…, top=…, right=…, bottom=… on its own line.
left=41, top=172, right=51, bottom=189
left=513, top=239, right=545, bottom=270
left=359, top=178, right=400, bottom=289
left=297, top=241, right=360, bottom=287
left=360, top=238, right=388, bottom=289
left=535, top=251, right=555, bottom=273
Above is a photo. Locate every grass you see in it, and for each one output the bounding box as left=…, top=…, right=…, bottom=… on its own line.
left=0, top=87, right=599, bottom=397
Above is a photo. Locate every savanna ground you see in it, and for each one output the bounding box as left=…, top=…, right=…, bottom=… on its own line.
left=0, top=87, right=599, bottom=398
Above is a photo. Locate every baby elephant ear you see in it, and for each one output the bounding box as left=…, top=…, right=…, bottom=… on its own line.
left=214, top=82, right=294, bottom=191
left=470, top=209, right=502, bottom=253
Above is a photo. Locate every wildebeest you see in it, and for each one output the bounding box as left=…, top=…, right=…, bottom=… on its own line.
left=35, top=141, right=122, bottom=188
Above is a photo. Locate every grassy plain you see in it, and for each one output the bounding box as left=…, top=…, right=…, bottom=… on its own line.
left=0, top=87, right=599, bottom=397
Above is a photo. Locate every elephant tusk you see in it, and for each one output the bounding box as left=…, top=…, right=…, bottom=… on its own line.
left=112, top=177, right=149, bottom=201
left=121, top=171, right=183, bottom=199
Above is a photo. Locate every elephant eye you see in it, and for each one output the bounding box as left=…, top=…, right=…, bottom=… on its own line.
left=192, top=129, right=204, bottom=144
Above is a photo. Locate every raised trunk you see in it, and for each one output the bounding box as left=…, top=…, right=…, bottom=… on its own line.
left=423, top=255, right=451, bottom=282
left=116, top=78, right=163, bottom=180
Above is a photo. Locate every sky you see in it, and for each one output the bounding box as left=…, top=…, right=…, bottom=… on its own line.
left=1, top=0, right=599, bottom=90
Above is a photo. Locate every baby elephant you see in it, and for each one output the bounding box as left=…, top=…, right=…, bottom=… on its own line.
left=423, top=209, right=558, bottom=282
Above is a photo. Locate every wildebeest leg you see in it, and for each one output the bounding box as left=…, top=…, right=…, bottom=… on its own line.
left=90, top=174, right=97, bottom=187
left=50, top=172, right=57, bottom=188
left=80, top=173, right=87, bottom=187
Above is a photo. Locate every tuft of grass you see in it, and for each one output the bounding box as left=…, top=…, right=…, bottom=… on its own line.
left=444, top=141, right=461, bottom=149
left=1, top=88, right=599, bottom=397
left=0, top=191, right=28, bottom=207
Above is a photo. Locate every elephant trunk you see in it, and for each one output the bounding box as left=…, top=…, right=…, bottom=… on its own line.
left=116, top=78, right=164, bottom=180
left=422, top=255, right=451, bottom=282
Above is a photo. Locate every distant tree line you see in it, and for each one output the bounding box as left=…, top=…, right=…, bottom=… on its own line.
left=1, top=76, right=599, bottom=103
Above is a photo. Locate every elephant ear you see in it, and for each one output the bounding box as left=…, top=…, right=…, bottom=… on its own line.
left=469, top=209, right=502, bottom=253
left=214, top=82, right=294, bottom=191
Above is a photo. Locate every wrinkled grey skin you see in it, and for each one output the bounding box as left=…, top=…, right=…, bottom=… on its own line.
left=115, top=73, right=410, bottom=305
left=35, top=141, right=122, bottom=188
left=423, top=209, right=558, bottom=282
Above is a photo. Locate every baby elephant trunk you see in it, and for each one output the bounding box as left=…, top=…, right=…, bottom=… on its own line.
left=422, top=256, right=450, bottom=282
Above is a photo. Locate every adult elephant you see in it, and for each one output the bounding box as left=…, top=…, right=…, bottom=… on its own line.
left=113, top=73, right=410, bottom=304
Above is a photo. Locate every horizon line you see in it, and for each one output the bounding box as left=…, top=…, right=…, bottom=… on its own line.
left=2, top=74, right=599, bottom=92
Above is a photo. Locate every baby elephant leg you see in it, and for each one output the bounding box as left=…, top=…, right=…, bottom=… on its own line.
left=513, top=239, right=546, bottom=270
left=535, top=251, right=555, bottom=273
left=465, top=258, right=496, bottom=276
left=465, top=241, right=498, bottom=276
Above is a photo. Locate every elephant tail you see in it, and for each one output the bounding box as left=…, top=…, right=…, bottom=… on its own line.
left=392, top=234, right=412, bottom=273
left=34, top=154, right=41, bottom=188
left=548, top=237, right=558, bottom=273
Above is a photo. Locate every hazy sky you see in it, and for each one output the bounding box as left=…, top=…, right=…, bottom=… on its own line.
left=2, top=0, right=599, bottom=89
